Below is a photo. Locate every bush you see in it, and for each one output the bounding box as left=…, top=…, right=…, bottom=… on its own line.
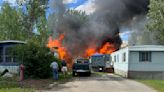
left=16, top=39, right=61, bottom=79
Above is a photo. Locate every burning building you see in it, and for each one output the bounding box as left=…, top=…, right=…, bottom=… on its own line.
left=47, top=0, right=149, bottom=65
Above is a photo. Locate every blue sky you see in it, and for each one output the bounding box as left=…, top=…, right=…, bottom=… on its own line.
left=0, top=0, right=3, bottom=5
left=0, top=0, right=89, bottom=15
left=0, top=0, right=88, bottom=7
left=67, top=0, right=88, bottom=8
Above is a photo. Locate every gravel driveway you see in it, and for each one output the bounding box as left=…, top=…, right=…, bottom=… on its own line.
left=38, top=73, right=156, bottom=92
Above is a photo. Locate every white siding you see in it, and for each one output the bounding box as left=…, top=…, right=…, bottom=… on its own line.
left=129, top=45, right=164, bottom=51
left=0, top=66, right=19, bottom=74
left=129, top=51, right=164, bottom=71
left=111, top=47, right=129, bottom=72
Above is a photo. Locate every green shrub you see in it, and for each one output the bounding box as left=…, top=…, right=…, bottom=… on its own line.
left=16, top=39, right=61, bottom=79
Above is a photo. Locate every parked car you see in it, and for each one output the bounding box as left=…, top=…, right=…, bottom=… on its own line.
left=72, top=58, right=91, bottom=76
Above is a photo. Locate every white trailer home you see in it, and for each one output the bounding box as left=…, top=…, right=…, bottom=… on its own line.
left=111, top=45, right=164, bottom=79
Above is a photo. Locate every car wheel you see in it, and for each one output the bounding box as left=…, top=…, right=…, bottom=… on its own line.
left=72, top=71, right=76, bottom=76
left=88, top=72, right=91, bottom=76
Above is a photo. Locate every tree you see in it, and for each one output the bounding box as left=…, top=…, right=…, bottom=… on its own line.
left=0, top=2, right=27, bottom=40
left=18, top=0, right=49, bottom=39
left=0, top=1, right=56, bottom=78
left=15, top=39, right=61, bottom=78
left=0, top=1, right=49, bottom=41
left=147, top=0, right=164, bottom=44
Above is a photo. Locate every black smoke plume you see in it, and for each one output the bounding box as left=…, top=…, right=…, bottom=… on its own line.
left=48, top=0, right=149, bottom=59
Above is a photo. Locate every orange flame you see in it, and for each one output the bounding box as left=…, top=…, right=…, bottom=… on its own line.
left=99, top=42, right=116, bottom=54
left=47, top=34, right=117, bottom=66
left=85, top=48, right=96, bottom=57
left=84, top=42, right=116, bottom=57
left=47, top=34, right=67, bottom=60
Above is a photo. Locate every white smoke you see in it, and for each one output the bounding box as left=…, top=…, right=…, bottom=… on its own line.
left=75, top=0, right=96, bottom=15
left=128, top=16, right=158, bottom=45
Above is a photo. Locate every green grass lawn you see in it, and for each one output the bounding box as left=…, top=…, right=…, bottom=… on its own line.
left=0, top=88, right=35, bottom=92
left=58, top=72, right=73, bottom=82
left=0, top=77, right=19, bottom=89
left=0, top=72, right=72, bottom=91
left=139, top=80, right=164, bottom=92
left=0, top=77, right=34, bottom=92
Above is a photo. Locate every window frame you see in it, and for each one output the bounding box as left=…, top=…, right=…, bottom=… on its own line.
left=122, top=52, right=126, bottom=62
left=139, top=51, right=151, bottom=62
left=114, top=56, right=116, bottom=62
left=117, top=55, right=119, bottom=62
left=2, top=46, right=19, bottom=64
left=0, top=47, right=3, bottom=63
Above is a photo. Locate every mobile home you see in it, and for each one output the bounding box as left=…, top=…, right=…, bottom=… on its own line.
left=111, top=45, right=164, bottom=79
left=0, top=40, right=25, bottom=74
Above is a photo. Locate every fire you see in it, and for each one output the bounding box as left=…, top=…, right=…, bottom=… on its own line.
left=47, top=34, right=67, bottom=60
left=47, top=34, right=117, bottom=65
left=84, top=42, right=116, bottom=57
left=85, top=48, right=96, bottom=57
left=47, top=34, right=64, bottom=48
left=99, top=42, right=116, bottom=54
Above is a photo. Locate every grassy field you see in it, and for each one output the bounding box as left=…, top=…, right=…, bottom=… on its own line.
left=0, top=88, right=35, bottom=92
left=0, top=72, right=72, bottom=91
left=139, top=80, right=164, bottom=92
left=0, top=77, right=19, bottom=89
left=58, top=72, right=72, bottom=81
left=94, top=72, right=109, bottom=76
left=0, top=77, right=34, bottom=92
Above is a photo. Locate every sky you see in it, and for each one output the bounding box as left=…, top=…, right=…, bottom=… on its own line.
left=0, top=0, right=129, bottom=41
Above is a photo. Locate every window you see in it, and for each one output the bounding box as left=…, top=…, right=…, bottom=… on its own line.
left=104, top=55, right=110, bottom=61
left=5, top=47, right=18, bottom=63
left=122, top=53, right=126, bottom=62
left=117, top=55, right=119, bottom=62
left=114, top=56, right=116, bottom=62
left=91, top=56, right=104, bottom=62
left=5, top=47, right=13, bottom=62
left=0, top=47, right=3, bottom=63
left=139, top=51, right=151, bottom=62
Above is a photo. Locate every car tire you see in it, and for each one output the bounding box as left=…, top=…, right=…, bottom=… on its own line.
left=88, top=72, right=91, bottom=76
left=72, top=71, right=76, bottom=77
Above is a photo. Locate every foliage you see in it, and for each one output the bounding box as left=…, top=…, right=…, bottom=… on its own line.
left=17, top=0, right=49, bottom=38
left=0, top=77, right=19, bottom=89
left=0, top=88, right=35, bottom=92
left=16, top=39, right=61, bottom=79
left=147, top=0, right=164, bottom=44
left=0, top=1, right=49, bottom=41
left=58, top=72, right=72, bottom=82
left=0, top=3, right=27, bottom=40
left=20, top=0, right=50, bottom=44
left=0, top=77, right=34, bottom=92
left=0, top=1, right=88, bottom=79
left=139, top=80, right=164, bottom=92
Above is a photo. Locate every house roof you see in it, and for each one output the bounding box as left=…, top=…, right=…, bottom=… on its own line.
left=128, top=45, right=164, bottom=51
left=0, top=40, right=26, bottom=44
left=111, top=45, right=164, bottom=55
left=92, top=53, right=104, bottom=57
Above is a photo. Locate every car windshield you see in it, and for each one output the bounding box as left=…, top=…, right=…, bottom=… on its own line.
left=77, top=59, right=89, bottom=64
left=74, top=64, right=89, bottom=70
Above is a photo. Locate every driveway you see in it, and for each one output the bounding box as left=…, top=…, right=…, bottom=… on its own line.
left=38, top=73, right=156, bottom=92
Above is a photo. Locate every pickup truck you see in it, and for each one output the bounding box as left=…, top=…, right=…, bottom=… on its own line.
left=72, top=58, right=91, bottom=76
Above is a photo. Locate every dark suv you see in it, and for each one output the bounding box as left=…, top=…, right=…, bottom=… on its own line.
left=72, top=58, right=91, bottom=76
